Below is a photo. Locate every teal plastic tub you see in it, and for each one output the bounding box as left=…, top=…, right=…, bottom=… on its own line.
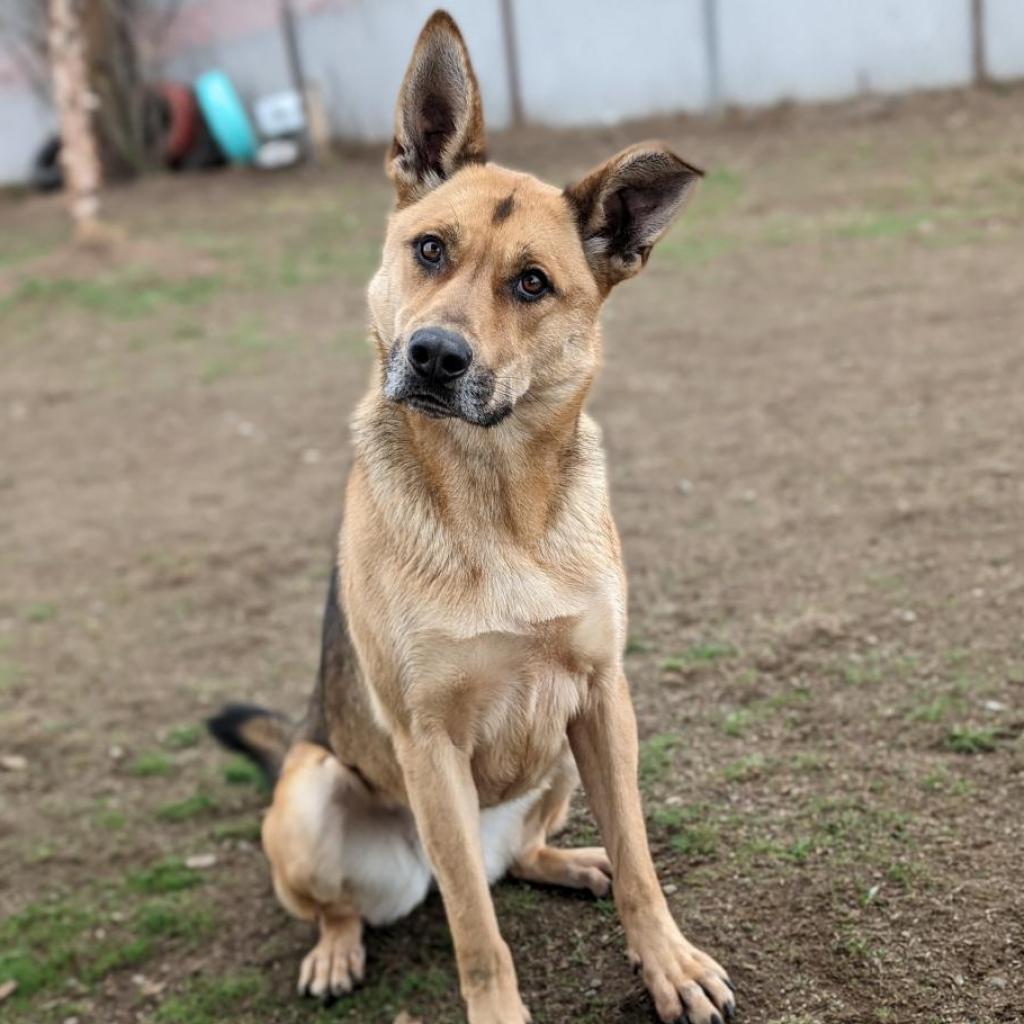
left=195, top=70, right=257, bottom=164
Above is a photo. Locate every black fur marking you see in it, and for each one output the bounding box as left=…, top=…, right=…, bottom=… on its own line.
left=318, top=565, right=348, bottom=693
left=492, top=193, right=516, bottom=224
left=297, top=563, right=349, bottom=750
left=205, top=703, right=290, bottom=783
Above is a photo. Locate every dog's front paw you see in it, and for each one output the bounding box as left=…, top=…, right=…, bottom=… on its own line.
left=627, top=916, right=735, bottom=1024
left=297, top=918, right=365, bottom=1000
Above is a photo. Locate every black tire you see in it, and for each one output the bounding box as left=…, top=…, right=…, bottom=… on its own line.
left=31, top=135, right=63, bottom=192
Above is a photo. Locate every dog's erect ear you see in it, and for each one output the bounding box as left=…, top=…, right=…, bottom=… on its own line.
left=564, top=143, right=702, bottom=291
left=387, top=10, right=486, bottom=206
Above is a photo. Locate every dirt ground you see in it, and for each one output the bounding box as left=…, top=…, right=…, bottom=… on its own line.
left=2, top=85, right=1023, bottom=1024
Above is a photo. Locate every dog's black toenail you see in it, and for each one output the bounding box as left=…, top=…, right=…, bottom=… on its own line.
left=710, top=1014, right=723, bottom=1024
left=724, top=1004, right=736, bottom=1022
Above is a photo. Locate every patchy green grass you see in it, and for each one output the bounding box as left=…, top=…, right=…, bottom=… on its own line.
left=841, top=656, right=884, bottom=687
left=0, top=901, right=101, bottom=999
left=866, top=572, right=905, bottom=592
left=1, top=274, right=223, bottom=320
left=723, top=753, right=769, bottom=782
left=164, top=724, right=202, bottom=750
left=0, top=880, right=215, bottom=1006
left=94, top=800, right=128, bottom=830
left=128, top=858, right=205, bottom=895
left=639, top=733, right=681, bottom=784
left=670, top=824, right=718, bottom=859
left=129, top=751, right=175, bottom=778
left=157, top=792, right=217, bottom=822
left=212, top=818, right=262, bottom=843
left=792, top=751, right=826, bottom=773
left=82, top=936, right=153, bottom=983
left=836, top=929, right=883, bottom=963
left=335, top=962, right=458, bottom=1021
left=737, top=792, right=915, bottom=873
left=921, top=768, right=951, bottom=792
left=494, top=883, right=540, bottom=914
left=686, top=164, right=743, bottom=211
left=0, top=655, right=19, bottom=693
left=624, top=635, right=654, bottom=655
left=25, top=601, right=57, bottom=623
left=908, top=692, right=963, bottom=723
left=136, top=898, right=214, bottom=941
left=156, top=971, right=267, bottom=1024
left=658, top=233, right=737, bottom=268
left=223, top=756, right=265, bottom=787
left=945, top=725, right=997, bottom=754
left=722, top=708, right=754, bottom=737
left=660, top=641, right=737, bottom=673
left=651, top=805, right=718, bottom=860
left=721, top=685, right=813, bottom=738
left=739, top=836, right=813, bottom=865
left=396, top=965, right=454, bottom=1001
left=0, top=234, right=59, bottom=269
left=833, top=210, right=932, bottom=240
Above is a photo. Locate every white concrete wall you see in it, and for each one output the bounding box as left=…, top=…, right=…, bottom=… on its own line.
left=716, top=0, right=973, bottom=105
left=294, top=0, right=513, bottom=138
left=985, top=0, right=1024, bottom=78
left=3, top=0, right=1024, bottom=184
left=0, top=81, right=55, bottom=186
left=512, top=0, right=710, bottom=124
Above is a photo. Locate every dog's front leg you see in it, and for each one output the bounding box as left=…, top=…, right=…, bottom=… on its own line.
left=569, top=669, right=736, bottom=1024
left=395, top=729, right=530, bottom=1024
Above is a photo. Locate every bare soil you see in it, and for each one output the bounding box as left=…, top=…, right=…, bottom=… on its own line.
left=2, top=85, right=1023, bottom=1024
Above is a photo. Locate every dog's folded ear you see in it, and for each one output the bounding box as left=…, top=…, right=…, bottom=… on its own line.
left=564, top=143, right=702, bottom=292
left=387, top=10, right=486, bottom=206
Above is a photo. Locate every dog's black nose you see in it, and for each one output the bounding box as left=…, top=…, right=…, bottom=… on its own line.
left=407, top=328, right=472, bottom=383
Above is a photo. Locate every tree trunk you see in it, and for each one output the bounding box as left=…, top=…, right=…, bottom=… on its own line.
left=49, top=0, right=104, bottom=242
left=84, top=0, right=152, bottom=178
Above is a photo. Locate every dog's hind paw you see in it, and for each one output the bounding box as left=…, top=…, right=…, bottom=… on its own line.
left=511, top=845, right=613, bottom=898
left=297, top=915, right=365, bottom=1000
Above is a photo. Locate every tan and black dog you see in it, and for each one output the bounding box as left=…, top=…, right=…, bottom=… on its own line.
left=209, top=11, right=734, bottom=1024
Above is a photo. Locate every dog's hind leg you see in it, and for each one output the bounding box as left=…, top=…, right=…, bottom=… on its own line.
left=262, top=742, right=431, bottom=1000
left=509, top=754, right=612, bottom=897
left=262, top=743, right=365, bottom=998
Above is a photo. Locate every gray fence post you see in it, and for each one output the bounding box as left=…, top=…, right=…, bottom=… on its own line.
left=971, top=0, right=989, bottom=84
left=499, top=0, right=524, bottom=126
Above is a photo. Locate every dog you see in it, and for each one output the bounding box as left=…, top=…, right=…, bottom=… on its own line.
left=208, top=11, right=734, bottom=1024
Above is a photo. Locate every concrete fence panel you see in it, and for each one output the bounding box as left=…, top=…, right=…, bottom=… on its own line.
left=715, top=0, right=974, bottom=106
left=512, top=0, right=710, bottom=125
left=984, top=0, right=1024, bottom=78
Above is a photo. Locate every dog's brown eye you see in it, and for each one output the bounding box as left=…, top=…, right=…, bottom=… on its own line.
left=416, top=235, right=445, bottom=266
left=515, top=269, right=550, bottom=301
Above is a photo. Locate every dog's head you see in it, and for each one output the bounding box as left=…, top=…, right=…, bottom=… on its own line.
left=369, top=11, right=701, bottom=429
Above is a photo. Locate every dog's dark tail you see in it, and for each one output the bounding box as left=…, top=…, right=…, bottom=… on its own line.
left=206, top=703, right=292, bottom=784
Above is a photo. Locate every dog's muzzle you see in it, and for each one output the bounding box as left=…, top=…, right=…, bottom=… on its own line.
left=383, top=330, right=512, bottom=427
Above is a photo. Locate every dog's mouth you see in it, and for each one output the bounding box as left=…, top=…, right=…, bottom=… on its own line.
left=402, top=391, right=456, bottom=419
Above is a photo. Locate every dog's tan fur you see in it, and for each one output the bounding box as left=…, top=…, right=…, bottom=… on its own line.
left=245, top=12, right=734, bottom=1024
